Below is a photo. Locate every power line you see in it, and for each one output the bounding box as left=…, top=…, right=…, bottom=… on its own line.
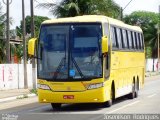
left=119, top=0, right=134, bottom=20
left=123, top=0, right=134, bottom=11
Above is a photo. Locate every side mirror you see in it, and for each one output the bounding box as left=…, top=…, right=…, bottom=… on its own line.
left=28, top=38, right=37, bottom=56
left=102, top=36, right=108, bottom=53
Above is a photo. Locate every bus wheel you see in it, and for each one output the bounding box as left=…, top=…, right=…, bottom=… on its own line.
left=51, top=103, right=61, bottom=110
left=135, top=81, right=139, bottom=98
left=127, top=82, right=136, bottom=99
left=105, top=88, right=113, bottom=107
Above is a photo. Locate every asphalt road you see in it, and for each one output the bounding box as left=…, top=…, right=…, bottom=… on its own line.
left=0, top=75, right=160, bottom=120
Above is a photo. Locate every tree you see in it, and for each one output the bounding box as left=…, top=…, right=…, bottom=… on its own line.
left=0, top=2, right=6, bottom=63
left=37, top=0, right=120, bottom=18
left=16, top=15, right=49, bottom=38
left=124, top=11, right=159, bottom=58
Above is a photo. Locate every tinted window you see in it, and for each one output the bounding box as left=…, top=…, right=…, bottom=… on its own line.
left=136, top=32, right=140, bottom=50
left=138, top=33, right=141, bottom=49
left=140, top=34, right=144, bottom=50
left=120, top=28, right=125, bottom=48
left=116, top=28, right=122, bottom=49
left=134, top=32, right=138, bottom=49
left=104, top=23, right=110, bottom=46
left=131, top=32, right=136, bottom=49
left=122, top=29, right=129, bottom=48
left=111, top=26, right=119, bottom=49
left=127, top=31, right=132, bottom=49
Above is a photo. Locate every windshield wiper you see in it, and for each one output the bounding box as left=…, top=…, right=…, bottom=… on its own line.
left=71, top=56, right=85, bottom=78
left=53, top=57, right=66, bottom=79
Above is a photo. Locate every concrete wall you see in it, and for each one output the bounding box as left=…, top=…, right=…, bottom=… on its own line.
left=146, top=59, right=160, bottom=72
left=0, top=64, right=34, bottom=90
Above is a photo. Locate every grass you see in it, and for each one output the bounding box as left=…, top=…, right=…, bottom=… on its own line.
left=16, top=94, right=28, bottom=99
left=29, top=89, right=38, bottom=95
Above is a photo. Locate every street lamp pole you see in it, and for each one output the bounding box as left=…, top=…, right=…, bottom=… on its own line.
left=3, top=0, right=12, bottom=63
left=6, top=0, right=10, bottom=63
left=158, top=5, right=160, bottom=63
left=119, top=0, right=133, bottom=20
left=30, top=0, right=36, bottom=89
left=22, top=0, right=28, bottom=89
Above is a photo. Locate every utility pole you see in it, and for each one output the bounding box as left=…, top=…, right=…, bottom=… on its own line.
left=3, top=0, right=12, bottom=63
left=158, top=5, right=160, bottom=63
left=157, top=5, right=160, bottom=71
left=6, top=0, right=10, bottom=63
left=119, top=0, right=133, bottom=20
left=30, top=0, right=36, bottom=89
left=22, top=0, right=28, bottom=89
left=120, top=7, right=123, bottom=21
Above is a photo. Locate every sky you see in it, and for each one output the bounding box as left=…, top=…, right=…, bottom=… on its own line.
left=1, top=0, right=160, bottom=29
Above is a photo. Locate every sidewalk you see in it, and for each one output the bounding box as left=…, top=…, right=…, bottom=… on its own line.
left=0, top=89, right=37, bottom=103
left=145, top=71, right=160, bottom=77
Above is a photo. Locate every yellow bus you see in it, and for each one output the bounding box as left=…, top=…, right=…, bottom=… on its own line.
left=28, top=15, right=145, bottom=109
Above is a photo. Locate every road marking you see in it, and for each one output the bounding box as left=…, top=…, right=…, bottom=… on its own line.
left=106, top=100, right=140, bottom=114
left=28, top=105, right=50, bottom=112
left=147, top=93, right=157, bottom=98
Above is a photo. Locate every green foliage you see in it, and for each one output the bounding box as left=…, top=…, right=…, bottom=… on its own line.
left=16, top=94, right=28, bottom=99
left=37, top=0, right=120, bottom=18
left=30, top=89, right=38, bottom=95
left=16, top=15, right=49, bottom=38
left=10, top=44, right=23, bottom=63
left=124, top=11, right=159, bottom=58
left=145, top=46, right=152, bottom=58
left=0, top=2, right=14, bottom=63
left=0, top=2, right=6, bottom=63
left=0, top=39, right=6, bottom=63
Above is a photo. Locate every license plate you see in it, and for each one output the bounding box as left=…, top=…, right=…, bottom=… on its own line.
left=63, top=95, right=74, bottom=99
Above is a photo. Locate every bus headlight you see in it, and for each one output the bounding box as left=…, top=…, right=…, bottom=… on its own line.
left=87, top=83, right=104, bottom=90
left=37, top=84, right=51, bottom=90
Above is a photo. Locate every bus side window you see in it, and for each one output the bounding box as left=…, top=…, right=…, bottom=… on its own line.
left=127, top=30, right=132, bottom=49
left=134, top=32, right=138, bottom=50
left=122, top=29, right=129, bottom=49
left=104, top=23, right=110, bottom=70
left=136, top=32, right=140, bottom=50
left=111, top=26, right=119, bottom=49
left=138, top=33, right=141, bottom=50
left=116, top=28, right=122, bottom=49
left=120, top=28, right=125, bottom=49
left=131, top=32, right=136, bottom=49
left=104, top=23, right=110, bottom=46
left=140, top=33, right=144, bottom=50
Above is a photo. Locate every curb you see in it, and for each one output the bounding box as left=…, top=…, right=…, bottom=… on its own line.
left=0, top=93, right=37, bottom=103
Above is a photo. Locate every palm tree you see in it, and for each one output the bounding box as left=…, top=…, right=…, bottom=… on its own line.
left=0, top=2, right=6, bottom=63
left=37, top=0, right=120, bottom=18
left=0, top=2, right=14, bottom=63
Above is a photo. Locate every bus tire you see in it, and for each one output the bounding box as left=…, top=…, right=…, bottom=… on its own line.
left=105, top=99, right=112, bottom=107
left=105, top=85, right=114, bottom=107
left=51, top=103, right=61, bottom=110
left=127, top=82, right=136, bottom=99
left=135, top=81, right=139, bottom=98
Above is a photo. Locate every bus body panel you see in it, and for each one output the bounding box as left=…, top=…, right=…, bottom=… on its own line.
left=110, top=51, right=145, bottom=98
left=38, top=79, right=112, bottom=103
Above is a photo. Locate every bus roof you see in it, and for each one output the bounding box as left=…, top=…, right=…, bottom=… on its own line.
left=42, top=15, right=142, bottom=32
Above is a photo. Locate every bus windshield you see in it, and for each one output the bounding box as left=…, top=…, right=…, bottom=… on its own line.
left=38, top=23, right=102, bottom=81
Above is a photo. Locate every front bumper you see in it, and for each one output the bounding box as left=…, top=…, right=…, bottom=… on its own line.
left=38, top=87, right=109, bottom=103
